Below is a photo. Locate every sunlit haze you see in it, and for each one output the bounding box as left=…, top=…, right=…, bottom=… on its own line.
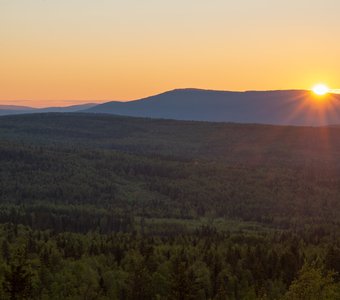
left=312, top=84, right=329, bottom=96
left=1, top=0, right=340, bottom=107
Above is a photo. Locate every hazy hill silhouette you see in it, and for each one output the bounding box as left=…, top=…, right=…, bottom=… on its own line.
left=3, top=89, right=340, bottom=125
left=35, top=103, right=97, bottom=113
left=0, top=103, right=96, bottom=116
left=0, top=105, right=35, bottom=115
left=85, top=89, right=340, bottom=126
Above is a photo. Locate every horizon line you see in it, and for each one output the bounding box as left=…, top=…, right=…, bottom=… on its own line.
left=1, top=88, right=340, bottom=109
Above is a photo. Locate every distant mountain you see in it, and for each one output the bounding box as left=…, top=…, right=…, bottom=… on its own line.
left=0, top=105, right=34, bottom=116
left=3, top=89, right=340, bottom=126
left=85, top=89, right=340, bottom=126
left=35, top=103, right=97, bottom=113
left=0, top=103, right=97, bottom=116
left=0, top=105, right=35, bottom=111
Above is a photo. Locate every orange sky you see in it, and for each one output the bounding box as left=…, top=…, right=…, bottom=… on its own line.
left=1, top=0, right=340, bottom=107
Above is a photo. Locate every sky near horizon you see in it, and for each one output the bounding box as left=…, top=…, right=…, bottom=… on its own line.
left=1, top=0, right=340, bottom=107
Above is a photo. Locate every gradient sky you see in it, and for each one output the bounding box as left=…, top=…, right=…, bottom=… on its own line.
left=1, top=0, right=340, bottom=107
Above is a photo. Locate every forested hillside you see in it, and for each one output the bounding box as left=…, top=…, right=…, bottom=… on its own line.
left=0, top=113, right=339, bottom=299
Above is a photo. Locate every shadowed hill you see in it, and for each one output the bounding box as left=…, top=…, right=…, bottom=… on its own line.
left=0, top=103, right=97, bottom=116
left=4, top=89, right=340, bottom=125
left=2, top=112, right=340, bottom=170
left=1, top=112, right=340, bottom=237
left=85, top=88, right=340, bottom=126
left=0, top=105, right=35, bottom=115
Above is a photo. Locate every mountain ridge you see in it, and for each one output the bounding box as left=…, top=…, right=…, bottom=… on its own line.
left=84, top=89, right=340, bottom=126
left=0, top=103, right=97, bottom=116
left=3, top=89, right=340, bottom=126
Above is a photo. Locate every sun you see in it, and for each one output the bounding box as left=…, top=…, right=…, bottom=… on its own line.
left=312, top=84, right=329, bottom=96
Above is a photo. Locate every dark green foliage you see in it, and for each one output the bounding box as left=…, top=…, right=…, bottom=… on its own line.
left=0, top=113, right=340, bottom=298
left=0, top=226, right=336, bottom=299
left=282, top=264, right=340, bottom=300
left=2, top=251, right=35, bottom=300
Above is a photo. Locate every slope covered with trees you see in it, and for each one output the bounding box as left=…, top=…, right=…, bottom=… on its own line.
left=0, top=113, right=339, bottom=299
